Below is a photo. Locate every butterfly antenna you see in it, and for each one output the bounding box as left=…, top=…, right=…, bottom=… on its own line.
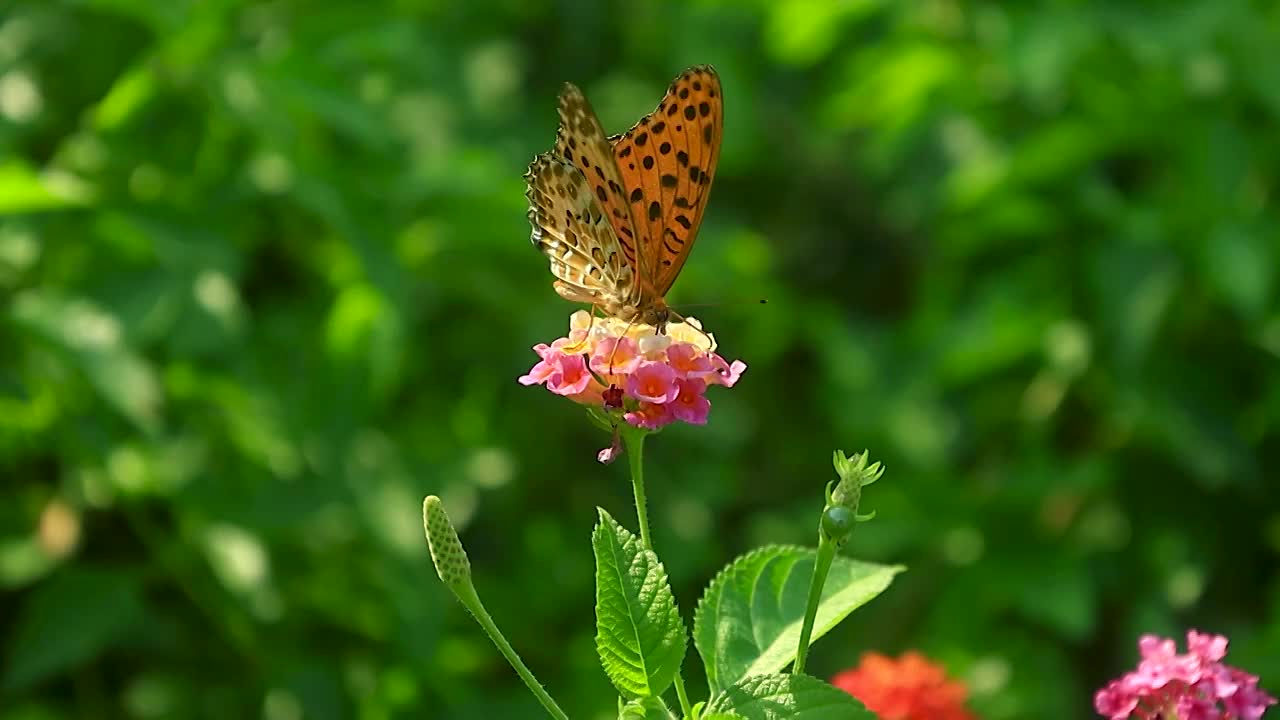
left=666, top=308, right=718, bottom=350
left=672, top=299, right=769, bottom=309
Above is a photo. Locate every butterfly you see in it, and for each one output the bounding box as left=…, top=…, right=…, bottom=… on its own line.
left=524, top=65, right=722, bottom=331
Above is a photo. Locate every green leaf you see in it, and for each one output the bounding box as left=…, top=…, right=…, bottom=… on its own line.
left=693, top=545, right=903, bottom=691
left=3, top=568, right=145, bottom=691
left=704, top=674, right=873, bottom=719
left=618, top=695, right=676, bottom=719
left=593, top=508, right=687, bottom=699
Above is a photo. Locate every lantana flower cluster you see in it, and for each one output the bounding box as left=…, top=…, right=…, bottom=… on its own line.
left=831, top=651, right=976, bottom=720
left=519, top=311, right=745, bottom=430
left=1095, top=630, right=1276, bottom=720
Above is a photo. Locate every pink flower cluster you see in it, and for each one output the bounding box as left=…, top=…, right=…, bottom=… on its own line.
left=519, top=311, right=745, bottom=430
left=1095, top=630, right=1276, bottom=720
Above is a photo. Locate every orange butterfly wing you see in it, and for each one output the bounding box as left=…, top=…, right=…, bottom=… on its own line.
left=553, top=83, right=646, bottom=279
left=611, top=65, right=723, bottom=297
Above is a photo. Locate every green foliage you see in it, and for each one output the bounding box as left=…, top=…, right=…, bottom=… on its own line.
left=593, top=509, right=688, bottom=700
left=619, top=696, right=677, bottom=720
left=3, top=568, right=145, bottom=692
left=3, top=0, right=1279, bottom=717
left=693, top=546, right=902, bottom=691
left=703, top=674, right=873, bottom=719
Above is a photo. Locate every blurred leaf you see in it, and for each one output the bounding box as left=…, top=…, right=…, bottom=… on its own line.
left=0, top=162, right=90, bottom=214
left=92, top=62, right=156, bottom=130
left=10, top=291, right=162, bottom=432
left=765, top=0, right=881, bottom=67
left=3, top=568, right=144, bottom=692
left=1090, top=243, right=1180, bottom=366
left=1201, top=223, right=1274, bottom=320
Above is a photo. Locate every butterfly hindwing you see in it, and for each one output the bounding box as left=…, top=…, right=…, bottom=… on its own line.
left=524, top=153, right=638, bottom=308
left=611, top=65, right=722, bottom=296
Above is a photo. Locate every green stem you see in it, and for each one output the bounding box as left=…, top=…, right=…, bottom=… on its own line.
left=792, top=535, right=837, bottom=676
left=455, top=582, right=569, bottom=720
left=620, top=427, right=693, bottom=719
left=673, top=673, right=692, bottom=716
left=623, top=427, right=653, bottom=548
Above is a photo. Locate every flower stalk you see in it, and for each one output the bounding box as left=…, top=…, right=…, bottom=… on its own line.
left=621, top=425, right=653, bottom=549
left=793, top=450, right=883, bottom=676
left=423, top=497, right=569, bottom=720
left=618, top=428, right=693, bottom=719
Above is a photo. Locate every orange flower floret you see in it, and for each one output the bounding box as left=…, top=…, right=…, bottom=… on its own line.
left=831, top=651, right=976, bottom=720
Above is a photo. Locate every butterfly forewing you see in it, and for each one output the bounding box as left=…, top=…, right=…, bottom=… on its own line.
left=553, top=83, right=647, bottom=280
left=524, top=153, right=638, bottom=309
left=611, top=65, right=722, bottom=296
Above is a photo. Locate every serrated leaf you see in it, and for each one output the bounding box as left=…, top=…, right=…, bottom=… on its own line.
left=704, top=674, right=874, bottom=719
left=693, top=545, right=903, bottom=691
left=593, top=508, right=687, bottom=698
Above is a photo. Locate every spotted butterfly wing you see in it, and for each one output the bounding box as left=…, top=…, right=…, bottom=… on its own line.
left=523, top=152, right=639, bottom=314
left=552, top=83, right=648, bottom=281
left=525, top=66, right=722, bottom=325
left=611, top=65, right=722, bottom=297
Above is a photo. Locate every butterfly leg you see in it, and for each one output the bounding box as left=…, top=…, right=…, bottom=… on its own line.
left=607, top=313, right=641, bottom=374
left=561, top=305, right=602, bottom=354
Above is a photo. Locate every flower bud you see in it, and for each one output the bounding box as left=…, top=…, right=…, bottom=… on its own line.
left=831, top=449, right=884, bottom=514
left=423, top=496, right=472, bottom=592
left=821, top=506, right=856, bottom=545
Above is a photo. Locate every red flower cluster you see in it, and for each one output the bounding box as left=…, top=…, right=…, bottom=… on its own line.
left=831, top=651, right=976, bottom=720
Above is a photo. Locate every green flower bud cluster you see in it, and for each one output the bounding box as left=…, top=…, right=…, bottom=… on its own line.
left=821, top=450, right=883, bottom=546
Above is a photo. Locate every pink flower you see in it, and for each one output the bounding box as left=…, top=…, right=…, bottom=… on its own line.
left=626, top=360, right=679, bottom=404
left=1095, top=630, right=1276, bottom=720
left=669, top=379, right=710, bottom=424
left=625, top=402, right=673, bottom=430
left=707, top=354, right=747, bottom=387
left=518, top=357, right=557, bottom=386
left=519, top=311, right=746, bottom=438
left=546, top=352, right=593, bottom=396
left=590, top=336, right=642, bottom=375
left=667, top=342, right=714, bottom=378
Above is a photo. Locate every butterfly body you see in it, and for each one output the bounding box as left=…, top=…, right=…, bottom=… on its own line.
left=524, top=65, right=722, bottom=331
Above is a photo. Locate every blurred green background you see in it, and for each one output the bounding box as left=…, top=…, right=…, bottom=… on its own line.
left=3, top=1, right=1278, bottom=718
